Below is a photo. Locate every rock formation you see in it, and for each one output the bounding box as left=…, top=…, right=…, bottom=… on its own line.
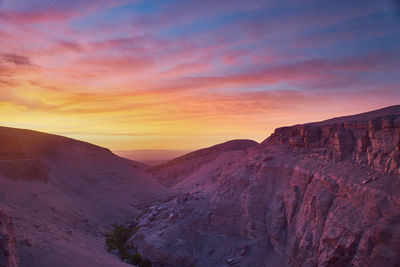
left=0, top=210, right=18, bottom=267
left=126, top=105, right=400, bottom=267
left=273, top=106, right=400, bottom=175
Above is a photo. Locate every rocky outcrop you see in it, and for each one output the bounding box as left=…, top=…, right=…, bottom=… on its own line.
left=0, top=211, right=18, bottom=267
left=272, top=113, right=400, bottom=176
left=124, top=106, right=400, bottom=267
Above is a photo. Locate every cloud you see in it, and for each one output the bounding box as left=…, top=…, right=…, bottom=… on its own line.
left=0, top=0, right=132, bottom=23
left=159, top=62, right=212, bottom=78
left=55, top=40, right=83, bottom=52
left=0, top=79, right=19, bottom=86
left=0, top=53, right=39, bottom=87
left=1, top=53, right=35, bottom=66
left=0, top=89, right=55, bottom=110
left=139, top=52, right=399, bottom=95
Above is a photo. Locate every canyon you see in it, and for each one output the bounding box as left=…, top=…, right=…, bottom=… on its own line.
left=0, top=105, right=400, bottom=266
left=129, top=105, right=400, bottom=266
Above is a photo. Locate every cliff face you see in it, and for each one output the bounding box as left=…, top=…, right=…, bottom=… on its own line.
left=258, top=107, right=400, bottom=266
left=271, top=110, right=400, bottom=176
left=127, top=106, right=400, bottom=267
left=0, top=211, right=18, bottom=267
left=256, top=147, right=400, bottom=266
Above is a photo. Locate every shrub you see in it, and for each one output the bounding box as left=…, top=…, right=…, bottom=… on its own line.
left=131, top=253, right=142, bottom=265
left=139, top=258, right=152, bottom=267
left=105, top=224, right=141, bottom=264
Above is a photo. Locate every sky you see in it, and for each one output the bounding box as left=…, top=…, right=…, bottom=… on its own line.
left=0, top=0, right=399, bottom=151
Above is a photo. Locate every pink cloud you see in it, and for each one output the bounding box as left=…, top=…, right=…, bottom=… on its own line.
left=0, top=0, right=130, bottom=24
left=222, top=50, right=249, bottom=65
left=159, top=62, right=212, bottom=78
left=140, top=53, right=391, bottom=95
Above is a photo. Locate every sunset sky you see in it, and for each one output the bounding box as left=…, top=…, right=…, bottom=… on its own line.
left=0, top=0, right=399, bottom=150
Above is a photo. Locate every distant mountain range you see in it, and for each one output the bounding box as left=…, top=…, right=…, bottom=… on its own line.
left=113, top=149, right=192, bottom=165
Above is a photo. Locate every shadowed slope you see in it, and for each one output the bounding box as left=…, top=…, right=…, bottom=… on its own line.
left=0, top=126, right=169, bottom=267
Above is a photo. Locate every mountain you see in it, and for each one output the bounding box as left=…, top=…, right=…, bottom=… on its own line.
left=0, top=126, right=170, bottom=267
left=149, top=139, right=258, bottom=188
left=127, top=105, right=400, bottom=266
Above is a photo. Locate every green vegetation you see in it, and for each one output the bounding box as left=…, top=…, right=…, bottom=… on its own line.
left=139, top=258, right=152, bottom=267
left=131, top=253, right=142, bottom=265
left=105, top=224, right=152, bottom=266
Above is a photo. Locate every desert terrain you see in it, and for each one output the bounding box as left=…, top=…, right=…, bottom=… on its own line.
left=1, top=105, right=400, bottom=267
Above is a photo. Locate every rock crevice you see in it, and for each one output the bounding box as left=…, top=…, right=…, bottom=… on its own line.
left=0, top=210, right=18, bottom=267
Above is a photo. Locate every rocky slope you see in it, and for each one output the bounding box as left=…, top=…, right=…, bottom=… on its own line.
left=0, top=126, right=171, bottom=267
left=126, top=105, right=400, bottom=266
left=150, top=139, right=258, bottom=187
left=0, top=210, right=18, bottom=267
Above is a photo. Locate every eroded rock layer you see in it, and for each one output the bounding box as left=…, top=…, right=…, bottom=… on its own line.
left=272, top=113, right=400, bottom=176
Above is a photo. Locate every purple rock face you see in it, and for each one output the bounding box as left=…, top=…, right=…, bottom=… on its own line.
left=274, top=114, right=400, bottom=175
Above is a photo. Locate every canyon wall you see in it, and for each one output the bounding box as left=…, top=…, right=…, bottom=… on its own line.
left=271, top=113, right=400, bottom=176
left=127, top=107, right=400, bottom=267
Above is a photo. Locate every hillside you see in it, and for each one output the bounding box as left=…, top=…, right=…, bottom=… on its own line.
left=150, top=139, right=258, bottom=188
left=0, top=126, right=170, bottom=267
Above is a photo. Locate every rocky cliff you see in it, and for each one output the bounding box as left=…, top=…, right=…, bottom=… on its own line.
left=270, top=105, right=400, bottom=176
left=126, top=105, right=400, bottom=267
left=0, top=211, right=18, bottom=267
